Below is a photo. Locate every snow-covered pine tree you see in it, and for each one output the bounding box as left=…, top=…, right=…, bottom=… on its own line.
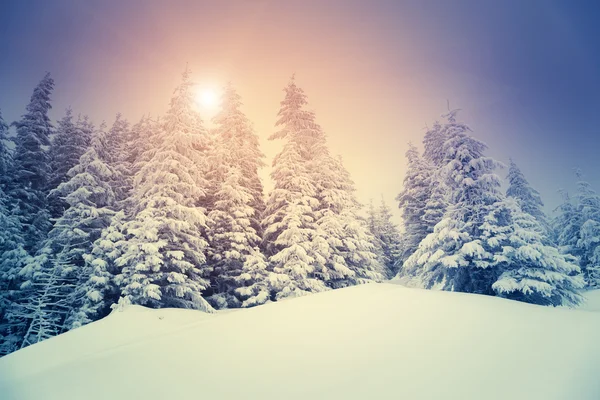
left=396, top=143, right=432, bottom=266
left=78, top=211, right=126, bottom=324
left=0, top=186, right=28, bottom=355
left=103, top=113, right=131, bottom=203
left=54, top=125, right=120, bottom=328
left=264, top=77, right=383, bottom=299
left=106, top=68, right=213, bottom=311
left=207, top=166, right=271, bottom=308
left=15, top=121, right=120, bottom=337
left=372, top=196, right=402, bottom=277
left=366, top=199, right=388, bottom=274
left=77, top=114, right=95, bottom=148
left=422, top=121, right=446, bottom=167
left=421, top=119, right=451, bottom=237
left=312, top=153, right=386, bottom=286
left=130, top=115, right=162, bottom=166
left=0, top=109, right=24, bottom=281
left=263, top=78, right=330, bottom=299
left=8, top=73, right=54, bottom=252
left=421, top=180, right=447, bottom=233
left=554, top=190, right=582, bottom=257
left=11, top=251, right=75, bottom=349
left=73, top=117, right=162, bottom=325
left=506, top=159, right=551, bottom=238
left=573, top=170, right=600, bottom=287
left=487, top=198, right=585, bottom=306
left=399, top=110, right=505, bottom=294
left=205, top=84, right=269, bottom=307
left=0, top=110, right=11, bottom=188
left=210, top=83, right=265, bottom=220
left=47, top=107, right=93, bottom=218
left=0, top=109, right=29, bottom=355
left=263, top=140, right=326, bottom=299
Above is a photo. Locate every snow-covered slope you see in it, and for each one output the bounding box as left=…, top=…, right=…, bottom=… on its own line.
left=1, top=284, right=599, bottom=400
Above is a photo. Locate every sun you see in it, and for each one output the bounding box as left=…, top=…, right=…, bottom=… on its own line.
left=196, top=88, right=219, bottom=110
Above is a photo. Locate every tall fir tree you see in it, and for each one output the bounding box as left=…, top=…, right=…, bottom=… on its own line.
left=396, top=143, right=432, bottom=266
left=0, top=109, right=29, bottom=355
left=263, top=77, right=332, bottom=299
left=399, top=110, right=505, bottom=293
left=399, top=110, right=584, bottom=306
left=0, top=110, right=11, bottom=187
left=207, top=166, right=271, bottom=308
left=206, top=84, right=269, bottom=307
left=21, top=122, right=120, bottom=334
left=312, top=154, right=385, bottom=287
left=264, top=77, right=383, bottom=300
left=554, top=190, right=582, bottom=257
left=366, top=199, right=388, bottom=275
left=263, top=140, right=326, bottom=299
left=11, top=252, right=75, bottom=349
left=506, top=159, right=551, bottom=237
left=0, top=183, right=28, bottom=355
left=487, top=198, right=584, bottom=306
left=9, top=73, right=54, bottom=252
left=573, top=170, right=600, bottom=287
left=369, top=196, right=402, bottom=278
left=421, top=118, right=450, bottom=235
left=103, top=114, right=131, bottom=203
left=422, top=121, right=446, bottom=167
left=4, top=122, right=121, bottom=351
left=47, top=108, right=93, bottom=218
left=210, top=83, right=265, bottom=219
left=100, top=68, right=214, bottom=311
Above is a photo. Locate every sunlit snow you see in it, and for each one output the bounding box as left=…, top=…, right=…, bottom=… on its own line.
left=1, top=284, right=599, bottom=400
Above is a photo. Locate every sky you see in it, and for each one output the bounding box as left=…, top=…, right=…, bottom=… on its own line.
left=1, top=0, right=600, bottom=223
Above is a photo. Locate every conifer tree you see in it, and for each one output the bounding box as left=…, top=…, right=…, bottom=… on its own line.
left=366, top=199, right=388, bottom=274
left=554, top=190, right=582, bottom=257
left=77, top=211, right=126, bottom=325
left=15, top=122, right=120, bottom=337
left=0, top=110, right=11, bottom=187
left=205, top=84, right=269, bottom=307
left=422, top=121, right=446, bottom=167
left=207, top=166, right=270, bottom=308
left=313, top=155, right=385, bottom=287
left=104, top=68, right=213, bottom=311
left=396, top=143, right=432, bottom=265
left=0, top=110, right=24, bottom=286
left=210, top=83, right=265, bottom=219
left=399, top=111, right=584, bottom=306
left=0, top=187, right=28, bottom=355
left=9, top=73, right=54, bottom=252
left=573, top=170, right=600, bottom=287
left=264, top=77, right=383, bottom=299
left=421, top=181, right=447, bottom=233
left=0, top=110, right=29, bottom=355
left=374, top=196, right=402, bottom=277
left=506, top=159, right=551, bottom=237
left=12, top=252, right=74, bottom=349
left=263, top=140, right=326, bottom=299
left=47, top=108, right=93, bottom=218
left=263, top=78, right=330, bottom=299
left=103, top=114, right=131, bottom=203
left=488, top=198, right=584, bottom=306
left=400, top=110, right=505, bottom=293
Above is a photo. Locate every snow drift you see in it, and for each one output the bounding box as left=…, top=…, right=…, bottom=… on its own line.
left=1, top=284, right=599, bottom=400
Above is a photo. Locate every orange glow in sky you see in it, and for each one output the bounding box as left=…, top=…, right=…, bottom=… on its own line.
left=3, top=1, right=569, bottom=224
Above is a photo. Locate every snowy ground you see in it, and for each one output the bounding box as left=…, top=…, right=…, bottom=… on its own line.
left=1, top=284, right=599, bottom=400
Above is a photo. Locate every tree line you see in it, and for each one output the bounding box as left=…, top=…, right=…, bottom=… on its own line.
left=0, top=69, right=597, bottom=356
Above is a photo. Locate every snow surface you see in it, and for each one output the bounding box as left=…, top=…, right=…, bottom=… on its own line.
left=1, top=284, right=599, bottom=400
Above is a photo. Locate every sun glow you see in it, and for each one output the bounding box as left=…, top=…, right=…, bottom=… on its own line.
left=196, top=88, right=219, bottom=110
